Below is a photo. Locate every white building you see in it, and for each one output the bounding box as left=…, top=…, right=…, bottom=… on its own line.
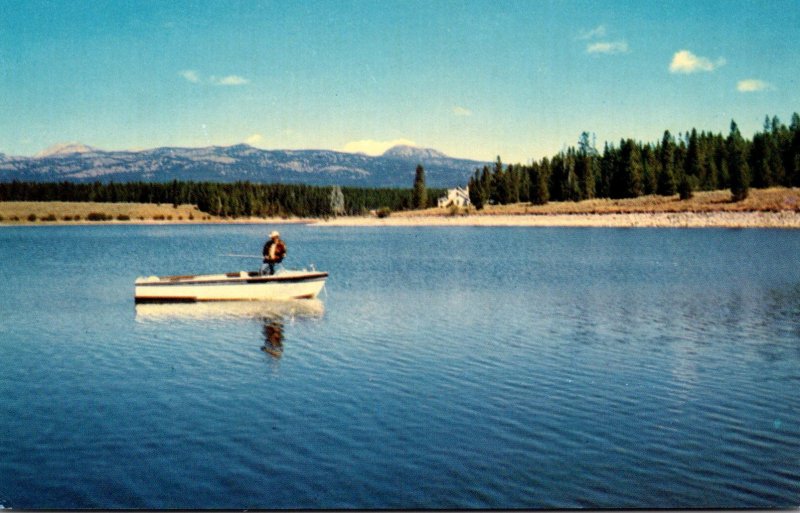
left=437, top=186, right=471, bottom=208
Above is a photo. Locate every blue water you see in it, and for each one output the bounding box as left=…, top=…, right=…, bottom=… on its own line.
left=0, top=224, right=798, bottom=509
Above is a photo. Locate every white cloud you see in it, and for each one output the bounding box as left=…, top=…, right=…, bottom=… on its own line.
left=341, top=138, right=416, bottom=156
left=180, top=70, right=200, bottom=83
left=453, top=106, right=473, bottom=117
left=245, top=133, right=264, bottom=145
left=586, top=41, right=629, bottom=55
left=578, top=25, right=606, bottom=40
left=737, top=79, right=772, bottom=92
left=669, top=50, right=726, bottom=74
left=179, top=71, right=249, bottom=85
left=211, top=75, right=249, bottom=86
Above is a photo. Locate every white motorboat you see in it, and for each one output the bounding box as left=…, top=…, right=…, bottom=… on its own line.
left=134, top=269, right=328, bottom=303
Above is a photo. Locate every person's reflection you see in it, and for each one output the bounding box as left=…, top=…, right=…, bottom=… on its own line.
left=260, top=317, right=285, bottom=358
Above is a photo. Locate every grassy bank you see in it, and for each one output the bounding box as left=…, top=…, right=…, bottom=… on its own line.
left=0, top=201, right=215, bottom=224
left=397, top=187, right=800, bottom=217
left=2, top=187, right=799, bottom=227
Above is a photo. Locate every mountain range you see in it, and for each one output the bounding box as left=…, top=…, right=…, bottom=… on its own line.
left=0, top=143, right=486, bottom=188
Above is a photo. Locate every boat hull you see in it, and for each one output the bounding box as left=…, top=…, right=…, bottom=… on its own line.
left=134, top=270, right=328, bottom=303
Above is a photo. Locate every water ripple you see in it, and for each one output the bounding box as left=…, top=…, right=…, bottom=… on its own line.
left=2, top=226, right=799, bottom=508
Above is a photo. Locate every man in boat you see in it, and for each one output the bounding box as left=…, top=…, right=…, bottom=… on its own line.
left=261, top=230, right=287, bottom=275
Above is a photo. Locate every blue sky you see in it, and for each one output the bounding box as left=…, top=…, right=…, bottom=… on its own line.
left=1, top=0, right=798, bottom=163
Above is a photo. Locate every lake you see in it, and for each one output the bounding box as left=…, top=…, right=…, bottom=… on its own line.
left=0, top=224, right=798, bottom=509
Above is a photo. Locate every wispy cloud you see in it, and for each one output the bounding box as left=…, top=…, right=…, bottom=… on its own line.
left=341, top=138, right=416, bottom=156
left=669, top=50, right=726, bottom=74
left=587, top=41, right=629, bottom=55
left=179, top=69, right=200, bottom=83
left=578, top=25, right=628, bottom=55
left=578, top=25, right=606, bottom=40
left=211, top=75, right=249, bottom=86
left=453, top=106, right=473, bottom=117
left=180, top=71, right=249, bottom=86
left=737, top=79, right=772, bottom=92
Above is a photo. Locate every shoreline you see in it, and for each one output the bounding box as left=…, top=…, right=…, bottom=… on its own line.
left=0, top=217, right=307, bottom=227
left=3, top=211, right=800, bottom=229
left=311, top=211, right=800, bottom=229
left=2, top=189, right=800, bottom=229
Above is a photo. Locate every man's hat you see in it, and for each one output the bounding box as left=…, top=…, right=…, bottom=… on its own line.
left=270, top=231, right=280, bottom=238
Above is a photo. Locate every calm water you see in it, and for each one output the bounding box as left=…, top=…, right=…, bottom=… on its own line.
left=0, top=224, right=798, bottom=509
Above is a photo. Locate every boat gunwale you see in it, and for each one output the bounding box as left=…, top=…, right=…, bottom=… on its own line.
left=135, top=271, right=329, bottom=287
left=134, top=293, right=318, bottom=303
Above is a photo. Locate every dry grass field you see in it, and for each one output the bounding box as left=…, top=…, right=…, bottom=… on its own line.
left=0, top=201, right=214, bottom=223
left=398, top=187, right=800, bottom=217
left=312, top=187, right=800, bottom=228
left=2, top=188, right=799, bottom=228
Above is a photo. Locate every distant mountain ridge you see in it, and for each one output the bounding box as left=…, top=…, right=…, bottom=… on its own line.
left=0, top=143, right=486, bottom=188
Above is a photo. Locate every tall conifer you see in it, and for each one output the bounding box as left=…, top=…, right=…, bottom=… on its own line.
left=610, top=139, right=643, bottom=198
left=728, top=121, right=750, bottom=201
left=412, top=164, right=427, bottom=209
left=657, top=130, right=676, bottom=196
left=528, top=160, right=550, bottom=205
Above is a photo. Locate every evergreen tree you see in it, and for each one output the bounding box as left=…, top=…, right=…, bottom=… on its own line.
left=767, top=116, right=787, bottom=186
left=749, top=133, right=772, bottom=188
left=701, top=132, right=720, bottom=190
left=598, top=142, right=616, bottom=199
left=576, top=132, right=597, bottom=200
left=528, top=159, right=550, bottom=205
left=685, top=128, right=705, bottom=186
left=507, top=164, right=522, bottom=203
left=468, top=169, right=484, bottom=209
left=412, top=164, right=427, bottom=209
left=641, top=145, right=658, bottom=195
left=490, top=157, right=508, bottom=204
left=564, top=148, right=581, bottom=201
left=549, top=153, right=567, bottom=201
left=480, top=165, right=492, bottom=205
left=517, top=162, right=531, bottom=203
left=791, top=113, right=800, bottom=186
left=610, top=139, right=643, bottom=198
left=329, top=185, right=345, bottom=216
left=727, top=120, right=750, bottom=201
left=678, top=173, right=695, bottom=200
left=657, top=130, right=676, bottom=196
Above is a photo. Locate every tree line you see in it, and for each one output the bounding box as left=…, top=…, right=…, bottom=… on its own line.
left=0, top=180, right=445, bottom=217
left=469, top=113, right=800, bottom=208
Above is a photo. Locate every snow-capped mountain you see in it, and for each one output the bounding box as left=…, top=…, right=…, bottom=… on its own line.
left=382, top=145, right=449, bottom=160
left=34, top=142, right=99, bottom=158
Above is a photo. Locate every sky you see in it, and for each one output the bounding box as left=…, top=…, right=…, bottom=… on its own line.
left=1, top=0, right=799, bottom=163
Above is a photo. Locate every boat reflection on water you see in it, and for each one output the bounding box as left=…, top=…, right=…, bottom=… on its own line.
left=134, top=299, right=325, bottom=322
left=135, top=299, right=324, bottom=360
